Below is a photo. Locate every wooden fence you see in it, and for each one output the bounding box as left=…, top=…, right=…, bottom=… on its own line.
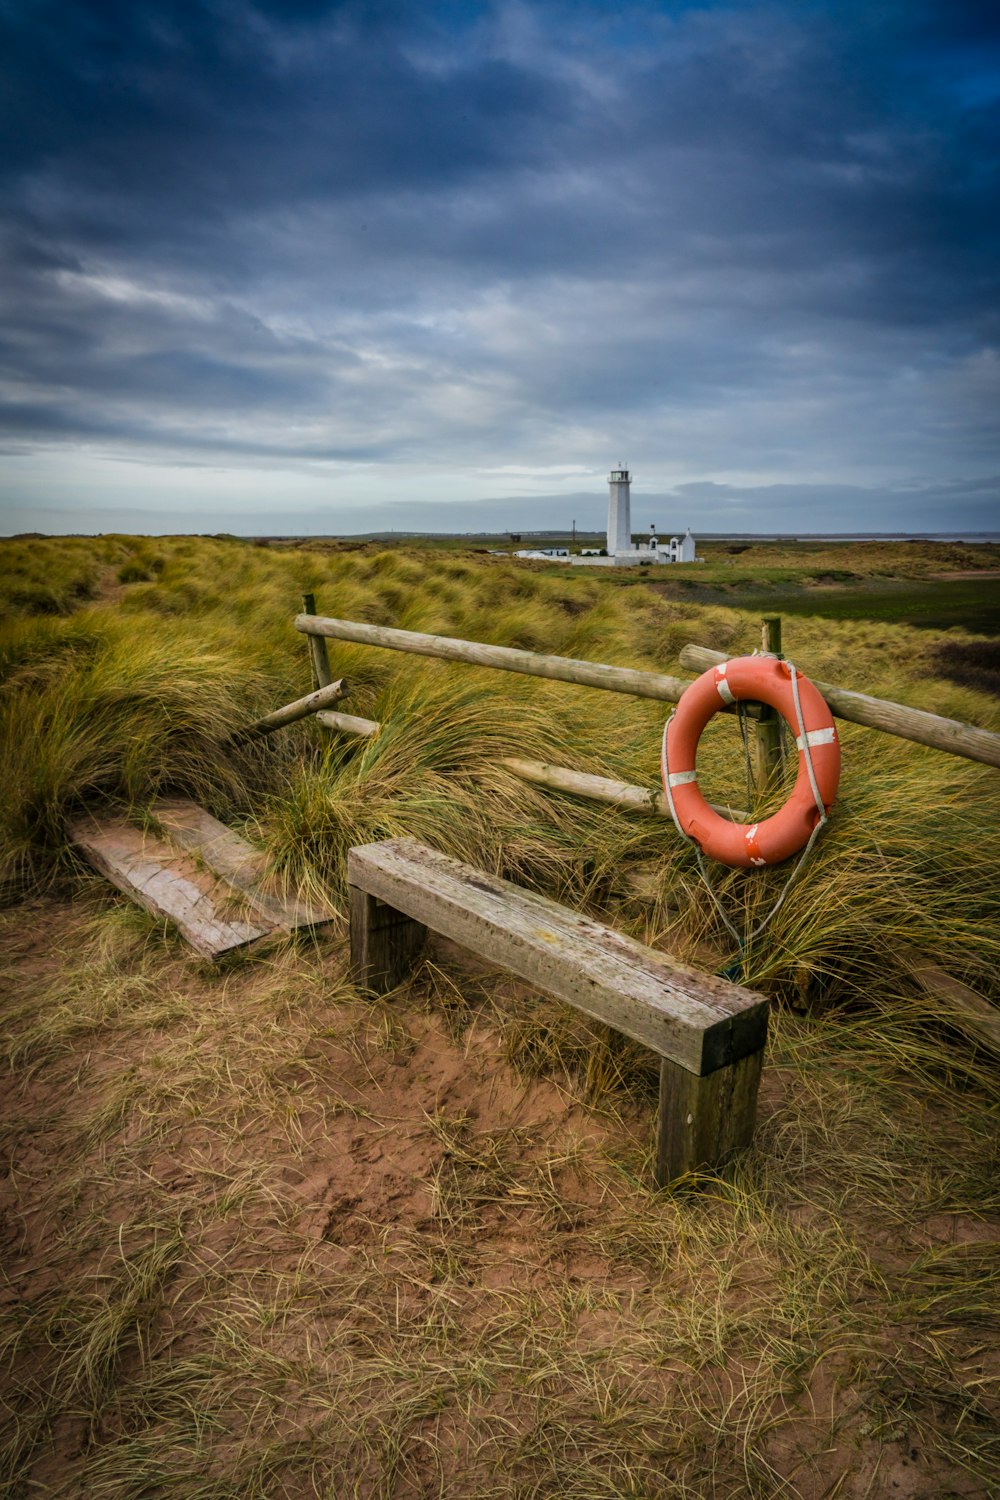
left=285, top=600, right=1000, bottom=1056
left=294, top=607, right=1000, bottom=776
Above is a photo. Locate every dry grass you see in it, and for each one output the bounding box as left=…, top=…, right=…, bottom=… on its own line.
left=1, top=900, right=997, bottom=1498
left=1, top=534, right=998, bottom=1496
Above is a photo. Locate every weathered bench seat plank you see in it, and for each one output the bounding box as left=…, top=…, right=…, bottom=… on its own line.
left=347, top=838, right=766, bottom=1077
left=348, top=838, right=768, bottom=1183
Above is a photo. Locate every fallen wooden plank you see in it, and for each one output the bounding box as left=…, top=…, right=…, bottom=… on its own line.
left=151, top=799, right=334, bottom=933
left=500, top=755, right=750, bottom=822
left=906, top=956, right=1000, bottom=1057
left=315, top=709, right=380, bottom=737
left=71, top=816, right=278, bottom=960
left=301, top=720, right=749, bottom=818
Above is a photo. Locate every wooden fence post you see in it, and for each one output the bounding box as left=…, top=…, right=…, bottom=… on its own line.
left=755, top=615, right=783, bottom=791
left=302, top=593, right=334, bottom=690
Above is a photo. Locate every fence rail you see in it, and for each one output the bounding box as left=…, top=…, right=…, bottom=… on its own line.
left=295, top=614, right=691, bottom=704
left=296, top=612, right=1000, bottom=770
left=232, top=677, right=348, bottom=741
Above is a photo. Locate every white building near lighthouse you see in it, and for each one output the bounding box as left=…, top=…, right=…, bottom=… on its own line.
left=572, top=465, right=698, bottom=567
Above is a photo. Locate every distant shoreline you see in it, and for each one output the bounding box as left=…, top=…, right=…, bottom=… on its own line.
left=8, top=530, right=1000, bottom=544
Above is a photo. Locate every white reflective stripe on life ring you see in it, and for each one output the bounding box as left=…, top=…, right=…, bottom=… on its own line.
left=795, top=727, right=837, bottom=750
left=714, top=664, right=735, bottom=704
left=667, top=770, right=698, bottom=787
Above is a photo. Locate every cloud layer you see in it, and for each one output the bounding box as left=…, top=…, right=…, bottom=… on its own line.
left=1, top=0, right=998, bottom=532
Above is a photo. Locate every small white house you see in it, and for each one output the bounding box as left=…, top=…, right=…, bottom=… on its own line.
left=665, top=529, right=697, bottom=563
left=513, top=547, right=570, bottom=559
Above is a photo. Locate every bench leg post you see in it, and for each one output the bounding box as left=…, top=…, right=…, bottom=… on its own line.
left=655, top=1049, right=764, bottom=1186
left=349, top=886, right=426, bottom=995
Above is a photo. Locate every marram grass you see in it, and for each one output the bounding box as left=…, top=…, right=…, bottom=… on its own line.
left=1, top=533, right=998, bottom=1009
left=1, top=532, right=998, bottom=1496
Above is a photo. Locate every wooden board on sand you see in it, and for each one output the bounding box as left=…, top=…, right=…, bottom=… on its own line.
left=70, top=800, right=333, bottom=960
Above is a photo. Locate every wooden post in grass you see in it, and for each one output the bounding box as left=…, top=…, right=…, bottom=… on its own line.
left=755, top=615, right=783, bottom=790
left=349, top=888, right=427, bottom=993
left=657, top=1050, right=764, bottom=1182
left=302, top=593, right=334, bottom=690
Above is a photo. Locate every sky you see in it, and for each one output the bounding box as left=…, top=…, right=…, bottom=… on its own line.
left=1, top=0, right=998, bottom=536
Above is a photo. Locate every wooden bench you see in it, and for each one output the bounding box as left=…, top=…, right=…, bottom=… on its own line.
left=347, top=838, right=768, bottom=1185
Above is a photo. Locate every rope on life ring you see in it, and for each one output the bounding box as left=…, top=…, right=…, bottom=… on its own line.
left=661, top=655, right=840, bottom=870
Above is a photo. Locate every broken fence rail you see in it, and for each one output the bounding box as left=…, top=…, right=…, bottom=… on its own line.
left=232, top=677, right=349, bottom=742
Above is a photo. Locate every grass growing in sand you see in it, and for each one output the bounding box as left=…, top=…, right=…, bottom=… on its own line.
left=1, top=533, right=998, bottom=1497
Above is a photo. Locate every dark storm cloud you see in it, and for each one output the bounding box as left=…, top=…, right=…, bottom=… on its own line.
left=0, top=0, right=998, bottom=528
left=1, top=1, right=564, bottom=240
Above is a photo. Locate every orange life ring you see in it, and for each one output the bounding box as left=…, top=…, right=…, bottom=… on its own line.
left=661, top=656, right=840, bottom=869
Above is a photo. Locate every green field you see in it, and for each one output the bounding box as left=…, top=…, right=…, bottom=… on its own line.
left=658, top=576, right=1000, bottom=634
left=548, top=539, right=1000, bottom=635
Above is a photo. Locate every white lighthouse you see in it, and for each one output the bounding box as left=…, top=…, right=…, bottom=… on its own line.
left=569, top=463, right=701, bottom=568
left=607, top=465, right=632, bottom=554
